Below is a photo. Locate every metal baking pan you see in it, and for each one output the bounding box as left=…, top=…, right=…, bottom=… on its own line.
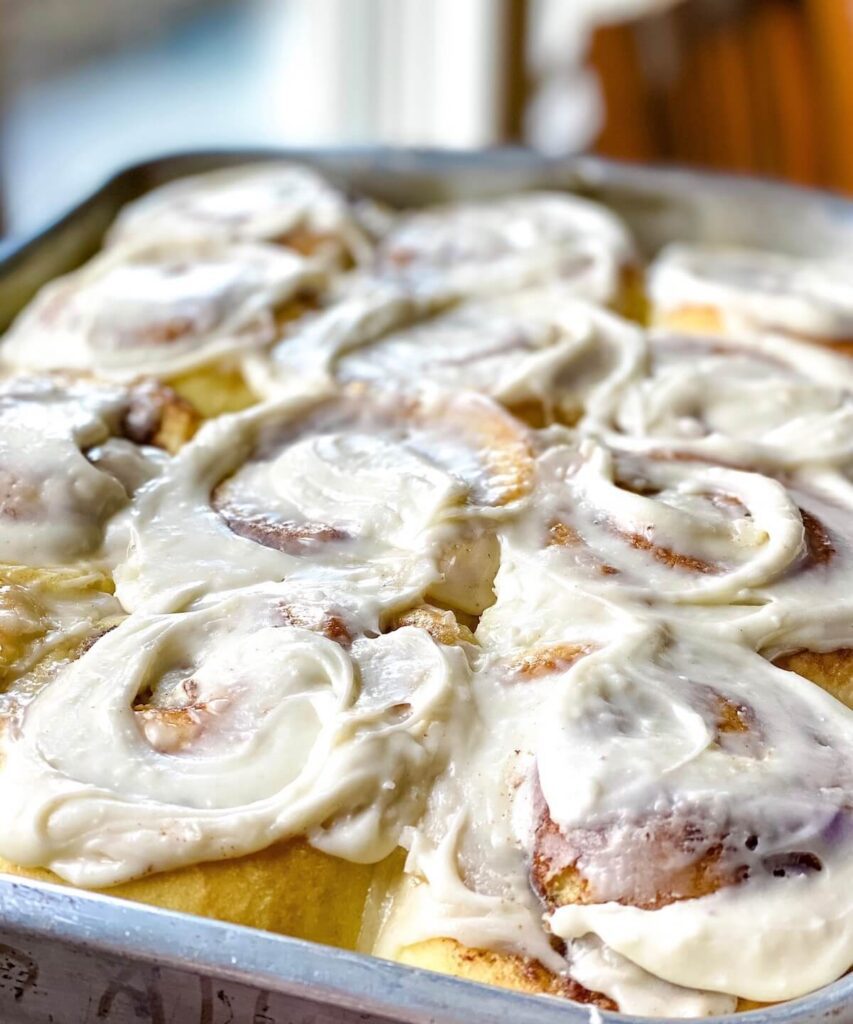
left=0, top=148, right=851, bottom=1024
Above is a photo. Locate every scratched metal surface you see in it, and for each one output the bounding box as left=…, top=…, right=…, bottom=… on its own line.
left=0, top=149, right=852, bottom=1024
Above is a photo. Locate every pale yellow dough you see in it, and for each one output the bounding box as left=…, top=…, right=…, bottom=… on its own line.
left=0, top=842, right=374, bottom=950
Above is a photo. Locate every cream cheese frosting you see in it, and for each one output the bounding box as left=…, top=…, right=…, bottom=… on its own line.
left=0, top=375, right=176, bottom=566
left=251, top=284, right=645, bottom=427
left=112, top=384, right=533, bottom=614
left=539, top=628, right=853, bottom=1001
left=1, top=241, right=324, bottom=381
left=105, top=162, right=387, bottom=266
left=377, top=608, right=853, bottom=1006
left=650, top=243, right=853, bottom=341
left=0, top=583, right=471, bottom=886
left=589, top=330, right=853, bottom=472
left=376, top=192, right=635, bottom=303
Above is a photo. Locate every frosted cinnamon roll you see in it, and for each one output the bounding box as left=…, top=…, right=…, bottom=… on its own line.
left=0, top=373, right=194, bottom=702
left=105, top=162, right=388, bottom=267
left=531, top=627, right=853, bottom=1003
left=592, top=330, right=853, bottom=472
left=375, top=192, right=636, bottom=306
left=374, top=621, right=741, bottom=1017
left=0, top=373, right=196, bottom=569
left=481, top=434, right=853, bottom=675
left=114, top=384, right=533, bottom=614
left=251, top=284, right=645, bottom=429
left=649, top=244, right=853, bottom=349
left=1, top=241, right=323, bottom=416
left=0, top=581, right=471, bottom=944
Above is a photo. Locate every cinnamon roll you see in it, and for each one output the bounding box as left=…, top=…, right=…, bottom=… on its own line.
left=0, top=373, right=196, bottom=567
left=649, top=244, right=853, bottom=350
left=1, top=241, right=324, bottom=417
left=534, top=628, right=853, bottom=1003
left=114, top=384, right=533, bottom=614
left=375, top=192, right=636, bottom=306
left=0, top=581, right=472, bottom=945
left=591, top=329, right=853, bottom=472
left=374, top=621, right=751, bottom=1017
left=105, top=162, right=388, bottom=268
left=0, top=373, right=197, bottom=707
left=480, top=432, right=853, bottom=695
left=251, top=284, right=645, bottom=429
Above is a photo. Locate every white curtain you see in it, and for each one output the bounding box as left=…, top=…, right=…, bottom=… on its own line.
left=255, top=0, right=508, bottom=147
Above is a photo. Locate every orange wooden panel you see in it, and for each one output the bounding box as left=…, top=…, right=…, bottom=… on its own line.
left=589, top=23, right=657, bottom=161
left=749, top=0, right=822, bottom=184
left=804, top=0, right=853, bottom=192
left=694, top=11, right=759, bottom=172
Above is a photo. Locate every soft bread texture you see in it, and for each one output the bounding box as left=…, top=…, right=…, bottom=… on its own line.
left=654, top=305, right=728, bottom=336
left=168, top=365, right=258, bottom=417
left=773, top=648, right=853, bottom=709
left=0, top=842, right=373, bottom=949
left=396, top=938, right=768, bottom=1014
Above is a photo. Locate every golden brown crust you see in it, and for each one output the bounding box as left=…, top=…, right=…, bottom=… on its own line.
left=386, top=605, right=475, bottom=647
left=274, top=602, right=353, bottom=645
left=531, top=809, right=742, bottom=912
left=773, top=648, right=853, bottom=710
left=396, top=937, right=617, bottom=1010
left=124, top=381, right=200, bottom=454
left=0, top=569, right=120, bottom=698
left=422, top=393, right=534, bottom=507
left=507, top=643, right=593, bottom=680
left=713, top=693, right=753, bottom=735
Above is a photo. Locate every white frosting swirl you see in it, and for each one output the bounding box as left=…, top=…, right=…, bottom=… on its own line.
left=376, top=192, right=635, bottom=302
left=592, top=331, right=853, bottom=470
left=253, top=285, right=645, bottom=427
left=0, top=376, right=172, bottom=566
left=0, top=584, right=470, bottom=887
left=1, top=241, right=323, bottom=381
left=541, top=627, right=853, bottom=1001
left=106, top=162, right=386, bottom=266
left=113, top=386, right=532, bottom=613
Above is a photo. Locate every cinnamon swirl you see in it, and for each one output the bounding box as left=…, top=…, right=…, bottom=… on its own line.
left=114, top=384, right=532, bottom=615
left=376, top=192, right=636, bottom=305
left=106, top=162, right=387, bottom=268
left=251, top=284, right=645, bottom=429
left=0, top=581, right=472, bottom=943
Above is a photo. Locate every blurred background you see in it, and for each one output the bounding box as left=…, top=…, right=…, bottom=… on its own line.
left=1, top=0, right=851, bottom=238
